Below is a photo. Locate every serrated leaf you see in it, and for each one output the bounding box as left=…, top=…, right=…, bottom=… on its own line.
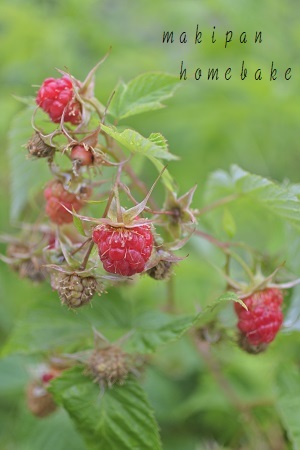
left=7, top=106, right=50, bottom=221
left=101, top=125, right=178, bottom=161
left=1, top=290, right=138, bottom=356
left=204, top=165, right=300, bottom=229
left=109, top=72, right=180, bottom=121
left=276, top=365, right=300, bottom=449
left=1, top=303, right=89, bottom=357
left=126, top=293, right=244, bottom=353
left=101, top=124, right=177, bottom=191
left=72, top=207, right=86, bottom=236
left=50, top=367, right=162, bottom=450
left=22, top=409, right=87, bottom=450
left=148, top=156, right=177, bottom=192
left=125, top=311, right=198, bottom=354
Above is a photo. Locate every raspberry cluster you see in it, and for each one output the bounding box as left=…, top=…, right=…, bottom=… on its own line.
left=36, top=75, right=82, bottom=124
left=44, top=180, right=90, bottom=225
left=234, top=288, right=283, bottom=351
left=92, top=223, right=153, bottom=276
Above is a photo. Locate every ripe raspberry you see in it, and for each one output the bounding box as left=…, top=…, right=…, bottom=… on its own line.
left=71, top=145, right=94, bottom=166
left=86, top=346, right=130, bottom=388
left=92, top=223, right=153, bottom=276
left=44, top=180, right=90, bottom=225
left=234, top=288, right=283, bottom=347
left=41, top=372, right=55, bottom=384
left=36, top=76, right=82, bottom=124
left=54, top=273, right=98, bottom=308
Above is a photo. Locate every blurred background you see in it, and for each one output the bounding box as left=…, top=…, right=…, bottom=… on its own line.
left=1, top=0, right=300, bottom=449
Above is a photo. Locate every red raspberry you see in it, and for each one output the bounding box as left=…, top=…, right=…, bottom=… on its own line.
left=92, top=223, right=153, bottom=276
left=36, top=76, right=82, bottom=124
left=234, top=288, right=283, bottom=346
left=44, top=180, right=90, bottom=225
left=41, top=372, right=55, bottom=384
left=71, top=145, right=94, bottom=166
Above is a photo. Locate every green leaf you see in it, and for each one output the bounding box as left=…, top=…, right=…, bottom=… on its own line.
left=7, top=106, right=50, bottom=221
left=72, top=207, right=86, bottom=236
left=101, top=124, right=177, bottom=191
left=0, top=294, right=134, bottom=357
left=195, top=292, right=245, bottom=328
left=204, top=165, right=300, bottom=229
left=276, top=365, right=300, bottom=449
left=148, top=155, right=177, bottom=192
left=21, top=409, right=87, bottom=450
left=126, top=293, right=244, bottom=353
left=101, top=125, right=178, bottom=161
left=12, top=95, right=36, bottom=107
left=1, top=302, right=89, bottom=357
left=50, top=367, right=162, bottom=450
left=109, top=72, right=181, bottom=121
left=222, top=208, right=236, bottom=238
left=126, top=311, right=198, bottom=354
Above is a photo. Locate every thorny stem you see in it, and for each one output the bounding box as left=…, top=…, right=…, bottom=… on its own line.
left=194, top=335, right=276, bottom=450
left=79, top=240, right=94, bottom=270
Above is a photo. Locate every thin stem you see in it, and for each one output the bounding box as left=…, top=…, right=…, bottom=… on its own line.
left=114, top=187, right=123, bottom=223
left=100, top=134, right=159, bottom=212
left=194, top=229, right=255, bottom=283
left=119, top=182, right=174, bottom=216
left=165, top=275, right=176, bottom=313
left=227, top=249, right=255, bottom=284
left=123, top=163, right=159, bottom=210
left=71, top=238, right=91, bottom=256
left=193, top=229, right=230, bottom=249
left=79, top=240, right=94, bottom=270
left=194, top=335, right=274, bottom=450
left=102, top=188, right=115, bottom=219
left=268, top=279, right=300, bottom=289
left=85, top=97, right=105, bottom=119
left=194, top=194, right=240, bottom=217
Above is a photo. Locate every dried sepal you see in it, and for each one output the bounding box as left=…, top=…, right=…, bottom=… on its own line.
left=26, top=132, right=56, bottom=159
left=85, top=329, right=144, bottom=389
left=4, top=241, right=47, bottom=283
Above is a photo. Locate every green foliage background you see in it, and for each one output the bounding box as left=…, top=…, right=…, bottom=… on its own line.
left=1, top=1, right=300, bottom=449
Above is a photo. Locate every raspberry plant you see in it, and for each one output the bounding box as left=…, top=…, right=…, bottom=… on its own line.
left=2, top=56, right=300, bottom=450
